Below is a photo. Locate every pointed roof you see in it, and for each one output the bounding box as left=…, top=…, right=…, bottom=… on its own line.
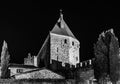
left=37, top=34, right=50, bottom=67
left=51, top=10, right=76, bottom=38
left=37, top=35, right=50, bottom=59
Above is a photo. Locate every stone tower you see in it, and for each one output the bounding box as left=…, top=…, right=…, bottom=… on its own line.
left=37, top=11, right=80, bottom=68
left=50, top=12, right=80, bottom=67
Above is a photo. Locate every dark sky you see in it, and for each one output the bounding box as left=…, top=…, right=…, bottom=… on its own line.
left=0, top=1, right=120, bottom=64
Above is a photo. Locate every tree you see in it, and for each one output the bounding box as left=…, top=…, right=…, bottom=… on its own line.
left=94, top=30, right=110, bottom=80
left=109, top=29, right=120, bottom=83
left=1, top=40, right=10, bottom=78
left=94, top=29, right=120, bottom=83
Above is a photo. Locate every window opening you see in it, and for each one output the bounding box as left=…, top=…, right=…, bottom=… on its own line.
left=64, top=39, right=67, bottom=43
left=72, top=42, right=74, bottom=46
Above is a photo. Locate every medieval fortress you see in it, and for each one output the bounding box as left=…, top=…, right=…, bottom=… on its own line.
left=0, top=11, right=93, bottom=80
left=50, top=14, right=80, bottom=67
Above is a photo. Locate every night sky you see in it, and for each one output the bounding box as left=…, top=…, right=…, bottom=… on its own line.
left=0, top=1, right=120, bottom=64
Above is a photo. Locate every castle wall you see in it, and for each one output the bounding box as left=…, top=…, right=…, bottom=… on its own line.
left=50, top=33, right=70, bottom=66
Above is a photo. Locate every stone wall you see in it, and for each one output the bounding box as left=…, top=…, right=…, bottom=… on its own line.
left=50, top=33, right=80, bottom=67
left=34, top=56, right=38, bottom=67
left=69, top=37, right=80, bottom=67
left=24, top=53, right=34, bottom=66
left=50, top=33, right=70, bottom=66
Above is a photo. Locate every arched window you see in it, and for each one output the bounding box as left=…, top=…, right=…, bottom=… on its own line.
left=64, top=39, right=67, bottom=44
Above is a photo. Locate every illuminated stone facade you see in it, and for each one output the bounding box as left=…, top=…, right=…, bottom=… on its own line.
left=50, top=33, right=70, bottom=66
left=24, top=53, right=34, bottom=66
left=50, top=33, right=80, bottom=67
left=49, top=13, right=80, bottom=67
left=37, top=12, right=80, bottom=68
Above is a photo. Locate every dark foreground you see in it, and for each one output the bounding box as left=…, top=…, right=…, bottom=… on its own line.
left=0, top=79, right=97, bottom=84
